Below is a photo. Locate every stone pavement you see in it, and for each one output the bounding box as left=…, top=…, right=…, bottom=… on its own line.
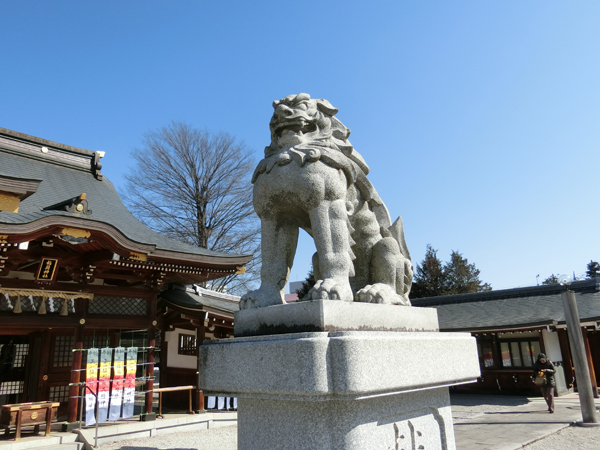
left=3, top=395, right=597, bottom=450
left=451, top=393, right=600, bottom=450
left=0, top=411, right=236, bottom=450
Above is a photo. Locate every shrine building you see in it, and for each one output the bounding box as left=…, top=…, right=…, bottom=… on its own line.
left=412, top=278, right=600, bottom=397
left=0, top=127, right=250, bottom=426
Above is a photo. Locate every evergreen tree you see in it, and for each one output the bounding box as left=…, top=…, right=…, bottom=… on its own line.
left=410, top=246, right=491, bottom=299
left=443, top=250, right=492, bottom=295
left=410, top=245, right=445, bottom=298
left=542, top=274, right=559, bottom=285
left=295, top=268, right=316, bottom=300
left=586, top=261, right=600, bottom=279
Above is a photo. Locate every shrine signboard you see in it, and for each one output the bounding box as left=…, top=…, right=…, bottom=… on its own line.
left=35, top=258, right=59, bottom=284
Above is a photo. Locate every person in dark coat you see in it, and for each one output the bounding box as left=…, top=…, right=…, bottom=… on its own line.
left=533, top=353, right=556, bottom=413
left=0, top=340, right=15, bottom=383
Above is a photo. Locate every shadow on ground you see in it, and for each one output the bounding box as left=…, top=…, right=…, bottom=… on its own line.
left=117, top=448, right=195, bottom=450
left=450, top=393, right=531, bottom=407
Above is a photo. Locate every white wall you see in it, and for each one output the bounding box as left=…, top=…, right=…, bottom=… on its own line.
left=165, top=328, right=197, bottom=369
left=542, top=329, right=563, bottom=362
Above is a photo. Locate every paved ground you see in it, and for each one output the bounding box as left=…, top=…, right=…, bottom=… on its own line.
left=95, top=393, right=600, bottom=450
left=451, top=392, right=600, bottom=450
left=99, top=424, right=238, bottom=450
left=522, top=424, right=600, bottom=450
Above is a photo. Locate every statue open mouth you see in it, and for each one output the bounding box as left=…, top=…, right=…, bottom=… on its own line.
left=273, top=121, right=317, bottom=138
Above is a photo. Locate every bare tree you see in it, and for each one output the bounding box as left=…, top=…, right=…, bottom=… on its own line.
left=123, top=122, right=259, bottom=294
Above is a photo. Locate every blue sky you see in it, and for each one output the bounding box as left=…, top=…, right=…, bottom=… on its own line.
left=1, top=1, right=599, bottom=291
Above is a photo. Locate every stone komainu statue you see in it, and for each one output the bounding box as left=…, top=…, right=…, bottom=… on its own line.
left=240, top=93, right=413, bottom=309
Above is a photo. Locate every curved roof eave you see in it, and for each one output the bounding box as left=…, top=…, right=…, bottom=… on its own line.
left=0, top=213, right=252, bottom=267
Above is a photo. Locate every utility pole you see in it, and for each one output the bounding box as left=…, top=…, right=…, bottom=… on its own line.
left=561, top=289, right=599, bottom=425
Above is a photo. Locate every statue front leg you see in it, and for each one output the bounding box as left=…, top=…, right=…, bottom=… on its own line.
left=240, top=219, right=299, bottom=309
left=307, top=200, right=353, bottom=301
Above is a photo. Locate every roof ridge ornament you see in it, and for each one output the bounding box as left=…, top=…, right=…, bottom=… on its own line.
left=43, top=193, right=92, bottom=215
left=92, top=152, right=104, bottom=180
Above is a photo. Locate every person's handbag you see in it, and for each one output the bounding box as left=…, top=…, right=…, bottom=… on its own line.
left=534, top=371, right=547, bottom=386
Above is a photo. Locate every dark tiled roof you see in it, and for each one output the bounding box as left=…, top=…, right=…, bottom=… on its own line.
left=411, top=278, right=600, bottom=331
left=160, top=285, right=239, bottom=315
left=0, top=128, right=250, bottom=265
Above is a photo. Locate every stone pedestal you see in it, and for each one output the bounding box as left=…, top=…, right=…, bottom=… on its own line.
left=198, top=301, right=480, bottom=450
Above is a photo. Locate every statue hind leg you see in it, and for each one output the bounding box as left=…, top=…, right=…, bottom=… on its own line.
left=356, top=237, right=412, bottom=305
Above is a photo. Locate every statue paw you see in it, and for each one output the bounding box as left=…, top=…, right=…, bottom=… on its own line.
left=307, top=278, right=353, bottom=301
left=239, top=293, right=258, bottom=310
left=240, top=288, right=284, bottom=310
left=356, top=283, right=410, bottom=305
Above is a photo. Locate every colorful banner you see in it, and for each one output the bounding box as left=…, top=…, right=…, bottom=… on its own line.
left=122, top=347, right=137, bottom=418
left=109, top=347, right=125, bottom=421
left=85, top=348, right=99, bottom=426
left=97, top=348, right=112, bottom=423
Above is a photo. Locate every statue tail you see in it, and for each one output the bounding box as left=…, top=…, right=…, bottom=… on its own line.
left=386, top=216, right=411, bottom=261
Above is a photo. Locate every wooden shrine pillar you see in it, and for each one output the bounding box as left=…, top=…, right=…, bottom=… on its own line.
left=109, top=329, right=120, bottom=348
left=196, top=318, right=206, bottom=412
left=144, top=325, right=156, bottom=420
left=582, top=328, right=599, bottom=398
left=557, top=328, right=575, bottom=389
left=65, top=325, right=84, bottom=430
left=143, top=294, right=158, bottom=420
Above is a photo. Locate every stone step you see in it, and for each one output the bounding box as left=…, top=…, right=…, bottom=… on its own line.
left=0, top=435, right=81, bottom=450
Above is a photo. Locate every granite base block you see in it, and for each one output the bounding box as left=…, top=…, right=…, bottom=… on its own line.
left=199, top=331, right=479, bottom=398
left=237, top=387, right=455, bottom=450
left=199, top=329, right=479, bottom=450
left=234, top=300, right=439, bottom=337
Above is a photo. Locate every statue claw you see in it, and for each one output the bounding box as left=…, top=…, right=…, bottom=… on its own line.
left=240, top=288, right=284, bottom=310
left=356, top=283, right=410, bottom=306
left=308, top=278, right=353, bottom=302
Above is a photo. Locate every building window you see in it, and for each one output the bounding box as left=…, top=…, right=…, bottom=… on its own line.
left=0, top=343, right=28, bottom=368
left=476, top=338, right=495, bottom=369
left=49, top=385, right=70, bottom=403
left=0, top=380, right=23, bottom=396
left=178, top=334, right=197, bottom=356
left=53, top=336, right=74, bottom=368
left=499, top=339, right=540, bottom=368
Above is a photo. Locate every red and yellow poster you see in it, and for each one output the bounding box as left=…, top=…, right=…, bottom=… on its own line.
left=97, top=348, right=112, bottom=423
left=85, top=348, right=99, bottom=426
left=122, top=347, right=137, bottom=418
left=109, top=347, right=125, bottom=421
